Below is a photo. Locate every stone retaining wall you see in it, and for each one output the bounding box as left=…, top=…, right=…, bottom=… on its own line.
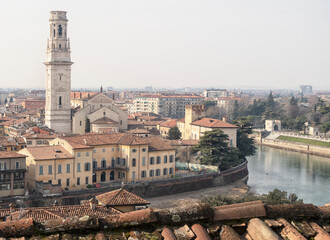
left=259, top=138, right=330, bottom=158
left=1, top=161, right=248, bottom=208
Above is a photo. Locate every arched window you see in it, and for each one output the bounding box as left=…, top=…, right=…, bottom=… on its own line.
left=58, top=25, right=62, bottom=36
left=101, top=172, right=106, bottom=182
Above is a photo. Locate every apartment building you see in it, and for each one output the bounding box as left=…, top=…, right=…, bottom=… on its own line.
left=133, top=94, right=203, bottom=118
left=0, top=152, right=26, bottom=197
left=19, top=133, right=176, bottom=192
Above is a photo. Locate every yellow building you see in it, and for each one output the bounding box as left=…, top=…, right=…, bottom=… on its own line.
left=177, top=105, right=238, bottom=147
left=19, top=145, right=93, bottom=191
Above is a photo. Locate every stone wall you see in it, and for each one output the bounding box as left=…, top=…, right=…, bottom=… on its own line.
left=259, top=139, right=330, bottom=158
left=3, top=161, right=248, bottom=208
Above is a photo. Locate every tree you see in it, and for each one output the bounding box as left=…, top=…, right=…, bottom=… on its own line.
left=233, top=117, right=256, bottom=157
left=85, top=118, right=91, bottom=133
left=320, top=121, right=330, bottom=136
left=232, top=100, right=239, bottom=120
left=193, top=129, right=244, bottom=170
left=266, top=92, right=275, bottom=109
left=288, top=96, right=299, bottom=119
left=166, top=127, right=181, bottom=140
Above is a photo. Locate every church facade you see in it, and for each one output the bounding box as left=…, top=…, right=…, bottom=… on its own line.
left=72, top=92, right=128, bottom=134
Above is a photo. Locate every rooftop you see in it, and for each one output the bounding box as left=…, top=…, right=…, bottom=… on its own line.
left=20, top=145, right=73, bottom=160
left=191, top=117, right=238, bottom=128
left=96, top=189, right=151, bottom=206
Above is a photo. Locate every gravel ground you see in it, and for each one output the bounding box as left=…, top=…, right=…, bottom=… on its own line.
left=146, top=180, right=250, bottom=209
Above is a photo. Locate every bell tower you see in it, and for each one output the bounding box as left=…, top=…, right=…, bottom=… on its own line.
left=44, top=11, right=72, bottom=133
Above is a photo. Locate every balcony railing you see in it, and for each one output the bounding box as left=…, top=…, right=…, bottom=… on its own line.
left=94, top=165, right=129, bottom=171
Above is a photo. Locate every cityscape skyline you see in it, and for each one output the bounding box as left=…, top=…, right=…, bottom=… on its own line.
left=1, top=0, right=330, bottom=90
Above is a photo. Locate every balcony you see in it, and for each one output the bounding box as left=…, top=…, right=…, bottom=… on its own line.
left=94, top=165, right=129, bottom=171
left=0, top=168, right=26, bottom=173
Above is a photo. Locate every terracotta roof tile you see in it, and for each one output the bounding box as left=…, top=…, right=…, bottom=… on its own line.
left=96, top=189, right=150, bottom=206
left=160, top=119, right=177, bottom=128
left=21, top=146, right=73, bottom=160
left=191, top=118, right=238, bottom=128
left=91, top=117, right=119, bottom=125
left=0, top=151, right=26, bottom=159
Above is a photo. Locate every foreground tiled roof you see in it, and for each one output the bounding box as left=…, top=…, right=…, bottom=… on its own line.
left=96, top=189, right=150, bottom=206
left=1, top=201, right=330, bottom=239
left=160, top=119, right=177, bottom=128
left=191, top=117, right=239, bottom=128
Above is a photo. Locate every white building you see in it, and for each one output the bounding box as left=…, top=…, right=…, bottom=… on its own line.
left=44, top=11, right=73, bottom=133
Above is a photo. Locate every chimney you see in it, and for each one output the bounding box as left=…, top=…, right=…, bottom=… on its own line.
left=89, top=197, right=97, bottom=210
left=222, top=116, right=228, bottom=122
left=9, top=203, right=14, bottom=213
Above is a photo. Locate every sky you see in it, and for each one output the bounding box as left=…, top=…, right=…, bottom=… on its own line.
left=0, top=0, right=330, bottom=90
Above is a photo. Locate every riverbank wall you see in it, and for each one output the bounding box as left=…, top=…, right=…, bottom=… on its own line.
left=258, top=138, right=330, bottom=158
left=0, top=161, right=249, bottom=208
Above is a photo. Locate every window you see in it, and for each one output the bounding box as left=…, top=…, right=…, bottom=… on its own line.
left=156, top=156, right=161, bottom=164
left=66, top=164, right=70, bottom=173
left=85, top=163, right=91, bottom=171
left=101, top=159, right=106, bottom=168
left=102, top=148, right=105, bottom=152
left=77, top=153, right=81, bottom=157
left=150, top=157, right=155, bottom=165
left=164, top=155, right=168, bottom=163
left=169, top=155, right=174, bottom=163
left=27, top=141, right=32, bottom=145
left=92, top=159, right=97, bottom=170
left=111, top=158, right=115, bottom=167
left=169, top=167, right=173, bottom=174
left=141, top=171, right=147, bottom=178
left=132, top=171, right=136, bottom=180
left=116, top=157, right=121, bottom=165
left=156, top=169, right=161, bottom=176
left=86, top=152, right=89, bottom=156
left=37, top=164, right=45, bottom=176
left=59, top=96, right=62, bottom=106
left=122, top=172, right=125, bottom=179
left=132, top=158, right=136, bottom=167
left=0, top=162, right=6, bottom=170
left=58, top=179, right=61, bottom=185
left=93, top=149, right=96, bottom=153
left=15, top=162, right=20, bottom=169
left=37, top=140, right=43, bottom=145
left=80, top=121, right=82, bottom=126
left=117, top=147, right=120, bottom=151
left=66, top=178, right=70, bottom=187
left=85, top=177, right=89, bottom=185
left=118, top=172, right=121, bottom=179
left=77, top=163, right=81, bottom=172
left=149, top=170, right=154, bottom=177
left=142, top=157, right=145, bottom=166
left=58, top=164, right=62, bottom=173
left=122, top=158, right=126, bottom=166
left=132, top=149, right=137, bottom=153
left=112, top=148, right=115, bottom=152
left=230, top=139, right=233, bottom=147
left=163, top=168, right=168, bottom=175
left=77, top=177, right=80, bottom=186
left=48, top=165, right=52, bottom=174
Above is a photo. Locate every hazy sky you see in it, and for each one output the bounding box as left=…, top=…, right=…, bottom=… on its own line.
left=1, top=0, right=330, bottom=90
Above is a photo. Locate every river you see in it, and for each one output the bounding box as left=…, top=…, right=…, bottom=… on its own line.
left=247, top=145, right=330, bottom=206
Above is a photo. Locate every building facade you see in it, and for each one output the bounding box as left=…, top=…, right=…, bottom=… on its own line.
left=44, top=11, right=73, bottom=133
left=19, top=133, right=176, bottom=192
left=0, top=152, right=26, bottom=197
left=133, top=95, right=203, bottom=118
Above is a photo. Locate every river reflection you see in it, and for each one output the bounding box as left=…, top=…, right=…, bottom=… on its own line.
left=247, top=145, right=330, bottom=206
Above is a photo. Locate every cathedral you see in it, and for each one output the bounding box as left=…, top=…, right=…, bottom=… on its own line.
left=44, top=11, right=127, bottom=133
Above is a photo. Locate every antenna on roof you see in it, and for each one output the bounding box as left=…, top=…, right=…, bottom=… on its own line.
left=100, top=85, right=103, bottom=93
